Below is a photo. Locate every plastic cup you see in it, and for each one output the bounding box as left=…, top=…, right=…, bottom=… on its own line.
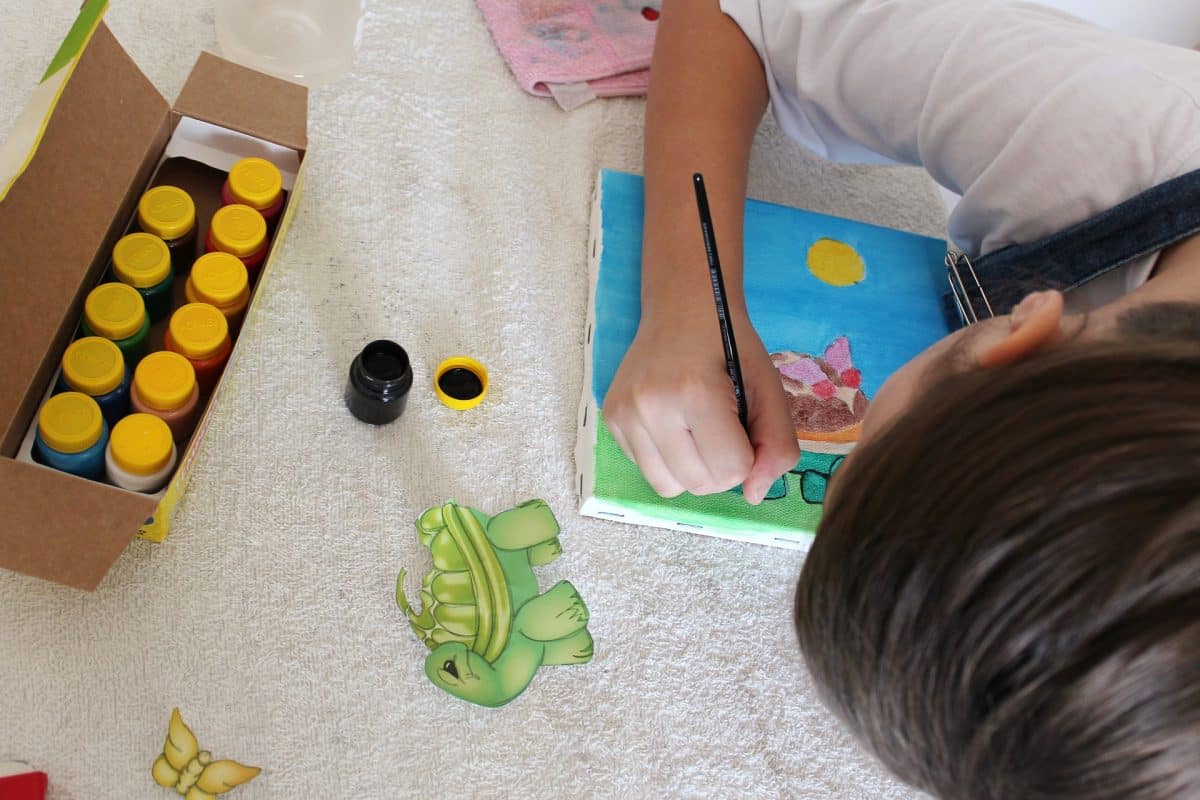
left=215, top=0, right=365, bottom=87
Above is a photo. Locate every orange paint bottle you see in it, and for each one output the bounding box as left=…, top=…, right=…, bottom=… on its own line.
left=185, top=252, right=250, bottom=337
left=164, top=303, right=231, bottom=395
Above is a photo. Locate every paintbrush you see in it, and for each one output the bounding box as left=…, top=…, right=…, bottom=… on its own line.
left=692, top=172, right=749, bottom=431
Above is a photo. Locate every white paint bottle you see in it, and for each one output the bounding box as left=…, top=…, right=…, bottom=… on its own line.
left=105, top=413, right=178, bottom=493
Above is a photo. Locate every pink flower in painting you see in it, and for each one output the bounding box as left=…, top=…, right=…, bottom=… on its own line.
left=823, top=336, right=862, bottom=389
left=778, top=356, right=837, bottom=400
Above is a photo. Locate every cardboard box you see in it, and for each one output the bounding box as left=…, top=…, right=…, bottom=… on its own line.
left=0, top=2, right=308, bottom=591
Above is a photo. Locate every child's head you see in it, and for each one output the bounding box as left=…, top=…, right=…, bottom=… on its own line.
left=794, top=300, right=1200, bottom=799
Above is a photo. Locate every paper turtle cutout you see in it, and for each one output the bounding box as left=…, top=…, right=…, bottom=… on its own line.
left=396, top=499, right=594, bottom=707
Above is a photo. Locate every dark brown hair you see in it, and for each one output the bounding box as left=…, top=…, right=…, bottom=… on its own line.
left=795, top=320, right=1200, bottom=800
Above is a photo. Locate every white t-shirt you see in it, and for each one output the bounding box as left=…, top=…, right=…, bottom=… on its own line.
left=720, top=0, right=1200, bottom=311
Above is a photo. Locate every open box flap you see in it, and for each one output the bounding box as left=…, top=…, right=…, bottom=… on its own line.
left=0, top=22, right=172, bottom=454
left=0, top=458, right=155, bottom=590
left=174, top=52, right=308, bottom=155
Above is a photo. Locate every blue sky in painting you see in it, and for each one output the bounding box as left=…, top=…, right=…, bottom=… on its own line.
left=591, top=170, right=950, bottom=404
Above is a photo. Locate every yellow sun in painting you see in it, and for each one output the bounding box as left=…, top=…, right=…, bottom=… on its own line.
left=807, top=238, right=866, bottom=286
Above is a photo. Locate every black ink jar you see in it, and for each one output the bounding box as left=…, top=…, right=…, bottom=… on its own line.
left=345, top=340, right=413, bottom=424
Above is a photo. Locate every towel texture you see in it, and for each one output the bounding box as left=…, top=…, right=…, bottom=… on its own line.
left=474, top=0, right=658, bottom=109
left=0, top=1, right=945, bottom=797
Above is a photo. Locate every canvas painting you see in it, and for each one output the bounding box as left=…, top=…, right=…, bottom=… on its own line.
left=576, top=170, right=951, bottom=546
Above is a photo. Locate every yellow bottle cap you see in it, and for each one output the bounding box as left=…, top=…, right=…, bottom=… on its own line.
left=138, top=185, right=196, bottom=240
left=228, top=157, right=283, bottom=210
left=112, top=232, right=171, bottom=288
left=134, top=351, right=196, bottom=411
left=168, top=303, right=229, bottom=359
left=188, top=252, right=250, bottom=308
left=210, top=204, right=267, bottom=257
left=38, top=392, right=103, bottom=454
left=84, top=282, right=146, bottom=340
left=109, top=413, right=174, bottom=475
left=62, top=337, right=125, bottom=396
left=434, top=356, right=489, bottom=411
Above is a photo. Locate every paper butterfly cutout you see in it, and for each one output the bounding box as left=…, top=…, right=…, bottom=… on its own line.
left=776, top=336, right=862, bottom=398
left=151, top=709, right=260, bottom=799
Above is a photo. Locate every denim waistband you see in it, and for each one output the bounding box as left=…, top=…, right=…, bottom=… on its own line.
left=943, top=166, right=1200, bottom=327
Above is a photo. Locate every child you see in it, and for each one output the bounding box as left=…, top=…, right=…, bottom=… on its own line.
left=603, top=1, right=1200, bottom=797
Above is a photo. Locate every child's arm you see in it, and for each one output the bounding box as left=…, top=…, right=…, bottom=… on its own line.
left=602, top=0, right=800, bottom=504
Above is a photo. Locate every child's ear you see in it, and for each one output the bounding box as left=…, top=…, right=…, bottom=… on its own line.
left=976, top=290, right=1065, bottom=368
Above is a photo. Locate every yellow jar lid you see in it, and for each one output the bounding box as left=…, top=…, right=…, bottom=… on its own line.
left=62, top=337, right=125, bottom=396
left=134, top=351, right=196, bottom=411
left=434, top=356, right=489, bottom=411
left=228, top=157, right=283, bottom=209
left=210, top=204, right=267, bottom=257
left=168, top=302, right=229, bottom=359
left=109, top=413, right=174, bottom=475
left=112, top=232, right=171, bottom=288
left=84, top=282, right=146, bottom=340
left=188, top=252, right=249, bottom=307
left=38, top=392, right=103, bottom=453
left=138, top=185, right=196, bottom=240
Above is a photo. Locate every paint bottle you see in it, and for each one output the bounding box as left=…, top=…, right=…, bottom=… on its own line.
left=81, top=282, right=151, bottom=366
left=205, top=204, right=269, bottom=284
left=111, top=232, right=175, bottom=322
left=33, top=392, right=109, bottom=481
left=345, top=339, right=413, bottom=424
left=56, top=337, right=131, bottom=427
left=185, top=252, right=250, bottom=336
left=130, top=351, right=200, bottom=442
left=105, top=413, right=177, bottom=493
left=221, top=157, right=284, bottom=228
left=164, top=303, right=231, bottom=395
left=137, top=185, right=197, bottom=273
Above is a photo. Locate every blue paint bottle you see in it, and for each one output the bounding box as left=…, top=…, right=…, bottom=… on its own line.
left=33, top=392, right=109, bottom=481
left=55, top=337, right=131, bottom=427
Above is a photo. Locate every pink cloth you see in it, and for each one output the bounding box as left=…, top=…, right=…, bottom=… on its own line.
left=474, top=1, right=660, bottom=109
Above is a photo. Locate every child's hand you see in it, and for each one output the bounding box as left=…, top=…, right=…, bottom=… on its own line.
left=604, top=311, right=799, bottom=505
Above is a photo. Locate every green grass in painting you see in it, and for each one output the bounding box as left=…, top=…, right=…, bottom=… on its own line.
left=592, top=411, right=825, bottom=539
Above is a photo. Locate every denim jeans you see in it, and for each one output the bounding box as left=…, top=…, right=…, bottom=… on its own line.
left=944, top=167, right=1200, bottom=327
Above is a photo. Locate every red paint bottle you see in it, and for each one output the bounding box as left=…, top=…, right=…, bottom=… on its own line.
left=164, top=303, right=232, bottom=395
left=221, top=157, right=284, bottom=227
left=205, top=204, right=269, bottom=283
